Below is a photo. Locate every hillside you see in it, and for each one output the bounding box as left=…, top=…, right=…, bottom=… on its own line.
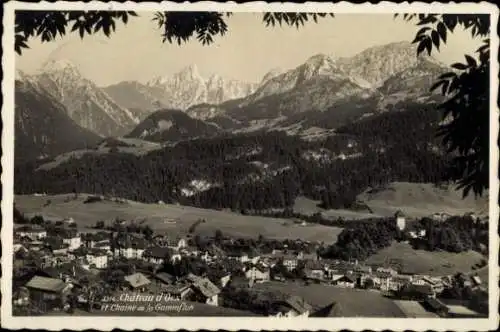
left=15, top=194, right=343, bottom=243
left=15, top=106, right=455, bottom=213
left=35, top=137, right=163, bottom=171
left=126, top=109, right=221, bottom=142
left=364, top=241, right=486, bottom=277
left=14, top=77, right=101, bottom=162
left=356, top=182, right=488, bottom=218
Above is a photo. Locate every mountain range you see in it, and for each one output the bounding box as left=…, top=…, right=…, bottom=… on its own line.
left=34, top=59, right=139, bottom=137
left=15, top=41, right=449, bottom=156
left=14, top=70, right=101, bottom=161
left=186, top=42, right=446, bottom=134
left=14, top=39, right=480, bottom=245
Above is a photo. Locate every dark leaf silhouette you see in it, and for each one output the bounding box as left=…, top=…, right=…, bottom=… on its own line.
left=465, top=54, right=477, bottom=68
left=431, top=30, right=440, bottom=50
left=437, top=21, right=447, bottom=43
left=15, top=11, right=333, bottom=54
left=397, top=13, right=490, bottom=197
left=451, top=63, right=469, bottom=70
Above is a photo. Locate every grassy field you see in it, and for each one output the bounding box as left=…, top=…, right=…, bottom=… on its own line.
left=364, top=242, right=487, bottom=277
left=252, top=281, right=405, bottom=317
left=357, top=182, right=488, bottom=218
left=37, top=138, right=163, bottom=171
left=293, top=182, right=487, bottom=221
left=15, top=194, right=343, bottom=242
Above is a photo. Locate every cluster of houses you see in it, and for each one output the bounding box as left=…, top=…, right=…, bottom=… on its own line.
left=13, top=217, right=485, bottom=317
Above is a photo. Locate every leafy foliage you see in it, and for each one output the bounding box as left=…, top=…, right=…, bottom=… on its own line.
left=15, top=11, right=333, bottom=54
left=15, top=10, right=137, bottom=54
left=416, top=215, right=488, bottom=253
left=321, top=218, right=401, bottom=261
left=396, top=14, right=491, bottom=197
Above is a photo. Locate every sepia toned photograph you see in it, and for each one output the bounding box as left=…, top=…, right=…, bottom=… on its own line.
left=1, top=1, right=499, bottom=331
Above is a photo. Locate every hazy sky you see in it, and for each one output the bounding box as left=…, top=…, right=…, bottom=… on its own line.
left=15, top=12, right=484, bottom=87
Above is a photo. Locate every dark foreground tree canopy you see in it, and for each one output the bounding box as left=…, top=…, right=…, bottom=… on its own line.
left=14, top=11, right=491, bottom=198
left=396, top=14, right=490, bottom=197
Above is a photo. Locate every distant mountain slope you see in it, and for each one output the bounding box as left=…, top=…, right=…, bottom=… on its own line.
left=376, top=57, right=448, bottom=109
left=337, top=41, right=436, bottom=87
left=15, top=75, right=101, bottom=161
left=126, top=109, right=220, bottom=142
left=185, top=55, right=381, bottom=132
left=102, top=81, right=166, bottom=120
left=245, top=54, right=376, bottom=107
left=34, top=59, right=139, bottom=137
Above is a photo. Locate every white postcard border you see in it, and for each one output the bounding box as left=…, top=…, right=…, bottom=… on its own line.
left=2, top=1, right=499, bottom=331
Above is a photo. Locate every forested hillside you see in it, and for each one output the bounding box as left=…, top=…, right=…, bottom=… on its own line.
left=15, top=105, right=450, bottom=211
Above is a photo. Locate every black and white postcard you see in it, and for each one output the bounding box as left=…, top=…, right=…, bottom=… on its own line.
left=1, top=1, right=499, bottom=331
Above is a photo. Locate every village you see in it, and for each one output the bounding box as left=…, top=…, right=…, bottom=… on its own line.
left=12, top=207, right=488, bottom=318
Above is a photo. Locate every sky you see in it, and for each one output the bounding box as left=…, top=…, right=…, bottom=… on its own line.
left=15, top=12, right=484, bottom=87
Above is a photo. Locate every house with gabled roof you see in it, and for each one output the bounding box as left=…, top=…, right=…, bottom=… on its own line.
left=244, top=263, right=270, bottom=283
left=188, top=275, right=221, bottom=306
left=268, top=296, right=312, bottom=317
left=398, top=283, right=435, bottom=301
left=84, top=231, right=110, bottom=248
left=389, top=275, right=412, bottom=291
left=162, top=283, right=192, bottom=301
left=143, top=246, right=174, bottom=265
left=166, top=236, right=187, bottom=250
left=154, top=272, right=176, bottom=286
left=304, top=260, right=326, bottom=280
left=61, top=229, right=81, bottom=250
left=226, top=249, right=250, bottom=263
left=86, top=249, right=108, bottom=269
left=25, top=276, right=72, bottom=304
left=333, top=274, right=356, bottom=288
left=114, top=237, right=147, bottom=259
left=124, top=272, right=151, bottom=291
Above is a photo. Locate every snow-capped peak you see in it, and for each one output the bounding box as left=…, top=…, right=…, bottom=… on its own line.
left=144, top=65, right=257, bottom=110
left=41, top=58, right=80, bottom=74
left=179, top=64, right=201, bottom=79
left=304, top=53, right=335, bottom=66
left=298, top=53, right=340, bottom=79
left=16, top=69, right=28, bottom=81
left=33, top=58, right=139, bottom=136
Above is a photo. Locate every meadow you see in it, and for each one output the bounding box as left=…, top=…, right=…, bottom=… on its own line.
left=15, top=194, right=343, bottom=243
left=364, top=241, right=487, bottom=277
